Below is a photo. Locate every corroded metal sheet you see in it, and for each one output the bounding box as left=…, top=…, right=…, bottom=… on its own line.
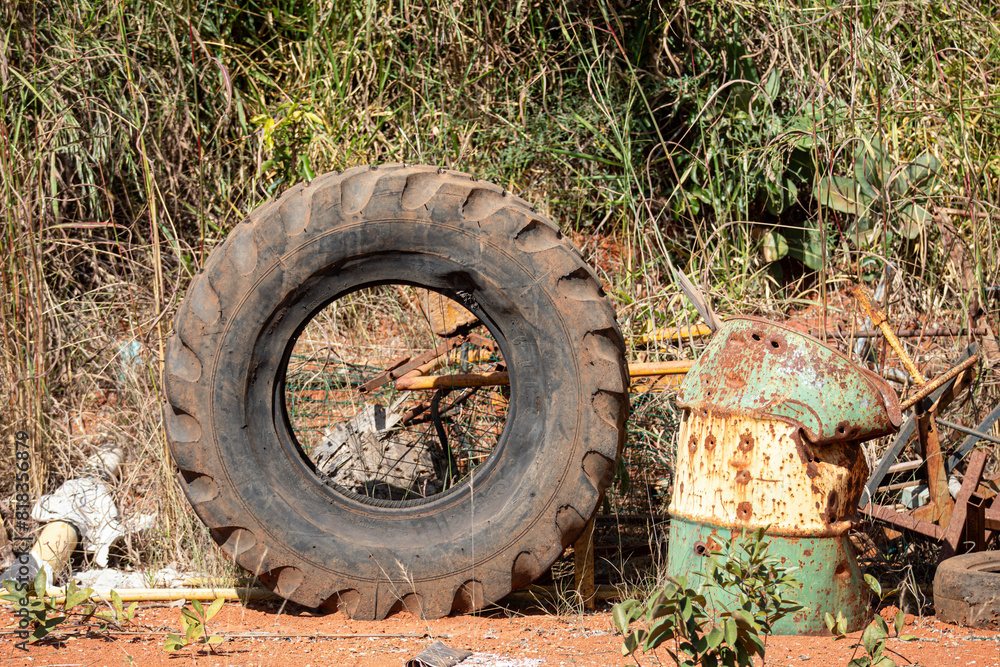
left=670, top=413, right=867, bottom=536
left=676, top=317, right=901, bottom=445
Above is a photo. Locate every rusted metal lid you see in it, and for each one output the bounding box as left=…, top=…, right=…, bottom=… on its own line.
left=676, top=317, right=901, bottom=445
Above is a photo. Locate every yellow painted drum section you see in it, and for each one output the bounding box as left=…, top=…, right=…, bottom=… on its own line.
left=670, top=412, right=869, bottom=537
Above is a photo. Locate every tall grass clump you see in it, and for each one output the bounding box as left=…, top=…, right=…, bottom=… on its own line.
left=1, top=0, right=998, bottom=580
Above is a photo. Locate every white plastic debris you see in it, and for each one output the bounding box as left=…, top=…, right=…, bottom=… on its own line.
left=32, top=477, right=123, bottom=567
left=949, top=474, right=963, bottom=499
left=31, top=446, right=126, bottom=567
left=456, top=656, right=543, bottom=667
left=68, top=566, right=243, bottom=594
left=117, top=339, right=144, bottom=382
left=72, top=567, right=148, bottom=590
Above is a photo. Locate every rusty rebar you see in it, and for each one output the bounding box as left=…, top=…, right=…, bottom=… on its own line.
left=638, top=323, right=714, bottom=345
left=812, top=326, right=988, bottom=339
left=899, top=355, right=979, bottom=411
left=848, top=284, right=926, bottom=384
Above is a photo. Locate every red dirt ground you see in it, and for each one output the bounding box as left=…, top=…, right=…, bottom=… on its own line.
left=3, top=601, right=999, bottom=666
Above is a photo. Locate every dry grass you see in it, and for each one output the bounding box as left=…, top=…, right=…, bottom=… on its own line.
left=1, top=0, right=998, bottom=588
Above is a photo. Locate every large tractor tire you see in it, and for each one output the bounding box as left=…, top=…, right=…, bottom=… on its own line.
left=163, top=164, right=628, bottom=619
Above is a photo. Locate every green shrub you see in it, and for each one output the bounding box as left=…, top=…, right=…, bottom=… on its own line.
left=612, top=527, right=802, bottom=666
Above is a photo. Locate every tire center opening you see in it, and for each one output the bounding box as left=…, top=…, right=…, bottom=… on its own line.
left=282, top=284, right=510, bottom=508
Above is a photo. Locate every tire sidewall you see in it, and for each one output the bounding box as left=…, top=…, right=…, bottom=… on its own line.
left=211, top=214, right=587, bottom=583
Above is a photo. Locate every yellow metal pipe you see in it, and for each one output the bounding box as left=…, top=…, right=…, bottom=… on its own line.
left=627, top=360, right=695, bottom=377
left=395, top=370, right=510, bottom=390
left=394, top=360, right=695, bottom=390
left=637, top=323, right=714, bottom=346
left=44, top=585, right=622, bottom=606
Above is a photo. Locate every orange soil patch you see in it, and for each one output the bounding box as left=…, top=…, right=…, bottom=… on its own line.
left=3, top=602, right=999, bottom=666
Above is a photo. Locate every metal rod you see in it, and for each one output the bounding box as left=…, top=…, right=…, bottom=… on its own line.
left=949, top=400, right=1000, bottom=471
left=887, top=459, right=923, bottom=474
left=44, top=587, right=277, bottom=604
left=395, top=360, right=695, bottom=390
left=396, top=371, right=509, bottom=390
left=638, top=323, right=714, bottom=345
left=627, top=360, right=695, bottom=377
left=899, top=355, right=979, bottom=411
left=937, top=417, right=1000, bottom=447
left=811, top=327, right=988, bottom=339
left=849, top=284, right=926, bottom=384
left=866, top=503, right=945, bottom=540
left=359, top=336, right=467, bottom=393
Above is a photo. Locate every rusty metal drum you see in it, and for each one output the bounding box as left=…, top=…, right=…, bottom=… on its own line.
left=667, top=317, right=901, bottom=634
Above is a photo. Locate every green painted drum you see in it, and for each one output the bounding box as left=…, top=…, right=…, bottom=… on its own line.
left=667, top=317, right=901, bottom=635
left=667, top=515, right=869, bottom=635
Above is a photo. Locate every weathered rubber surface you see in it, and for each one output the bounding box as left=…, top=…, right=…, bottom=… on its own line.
left=934, top=551, right=1000, bottom=628
left=163, top=164, right=628, bottom=619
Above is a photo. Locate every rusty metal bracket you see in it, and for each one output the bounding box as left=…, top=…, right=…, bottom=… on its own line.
left=466, top=332, right=499, bottom=354
left=948, top=403, right=1000, bottom=471
left=866, top=449, right=993, bottom=557
left=984, top=495, right=1000, bottom=543
left=919, top=413, right=954, bottom=527
left=359, top=336, right=467, bottom=393
left=859, top=345, right=979, bottom=509
left=867, top=503, right=945, bottom=540
left=939, top=449, right=988, bottom=561
left=967, top=493, right=987, bottom=553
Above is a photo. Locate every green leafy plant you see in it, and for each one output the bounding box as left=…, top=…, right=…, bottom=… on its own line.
left=612, top=527, right=802, bottom=666
left=96, top=589, right=138, bottom=628
left=826, top=574, right=915, bottom=667
left=163, top=597, right=226, bottom=652
left=816, top=136, right=942, bottom=243
left=1, top=570, right=134, bottom=644
left=250, top=100, right=325, bottom=195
